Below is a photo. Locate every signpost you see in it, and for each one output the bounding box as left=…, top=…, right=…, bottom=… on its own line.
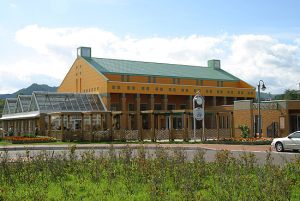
left=193, top=91, right=205, bottom=142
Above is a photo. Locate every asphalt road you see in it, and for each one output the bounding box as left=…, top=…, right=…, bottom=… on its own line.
left=0, top=144, right=299, bottom=166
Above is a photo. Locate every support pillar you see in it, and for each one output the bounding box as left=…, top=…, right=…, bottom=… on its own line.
left=121, top=93, right=127, bottom=130
left=106, top=112, right=113, bottom=141
left=151, top=113, right=155, bottom=141
left=80, top=113, right=84, bottom=141
left=100, top=114, right=104, bottom=130
left=169, top=113, right=174, bottom=141
left=163, top=95, right=168, bottom=111
left=150, top=94, right=155, bottom=141
left=184, top=113, right=188, bottom=141
left=157, top=115, right=161, bottom=129
left=90, top=114, right=93, bottom=141
left=48, top=115, right=52, bottom=137
left=216, top=113, right=220, bottom=140
left=213, top=96, right=217, bottom=106
left=61, top=114, right=65, bottom=141
left=188, top=95, right=193, bottom=110
left=39, top=114, right=46, bottom=136
left=136, top=94, right=142, bottom=140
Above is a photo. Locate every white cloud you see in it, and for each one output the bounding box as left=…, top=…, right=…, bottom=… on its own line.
left=1, top=25, right=299, bottom=94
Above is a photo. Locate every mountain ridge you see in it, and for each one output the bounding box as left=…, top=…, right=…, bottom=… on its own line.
left=0, top=83, right=57, bottom=99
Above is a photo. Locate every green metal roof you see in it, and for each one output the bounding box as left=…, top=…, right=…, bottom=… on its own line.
left=83, top=57, right=240, bottom=81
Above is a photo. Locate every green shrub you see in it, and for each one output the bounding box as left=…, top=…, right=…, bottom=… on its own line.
left=239, top=124, right=250, bottom=138
left=0, top=147, right=298, bottom=200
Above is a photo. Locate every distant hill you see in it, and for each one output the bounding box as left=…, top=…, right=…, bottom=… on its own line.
left=0, top=83, right=57, bottom=99
left=255, top=92, right=275, bottom=101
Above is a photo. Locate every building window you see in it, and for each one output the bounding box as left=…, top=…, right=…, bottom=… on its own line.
left=132, top=86, right=135, bottom=90
left=153, top=77, right=156, bottom=83
left=185, top=89, right=188, bottom=92
left=181, top=88, right=184, bottom=92
left=173, top=88, right=176, bottom=92
left=146, top=87, right=149, bottom=91
left=117, top=86, right=120, bottom=89
left=160, top=88, right=163, bottom=91
left=167, top=104, right=175, bottom=110
left=111, top=103, right=120, bottom=111
left=154, top=104, right=162, bottom=110
left=140, top=104, right=148, bottom=111
left=141, top=86, right=145, bottom=90
left=180, top=104, right=186, bottom=109
left=169, top=88, right=172, bottom=92
left=128, top=103, right=134, bottom=111
left=155, top=87, right=158, bottom=91
left=173, top=78, right=176, bottom=84
left=127, top=86, right=130, bottom=90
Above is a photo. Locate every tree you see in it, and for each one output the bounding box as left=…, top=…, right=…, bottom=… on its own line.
left=283, top=89, right=300, bottom=100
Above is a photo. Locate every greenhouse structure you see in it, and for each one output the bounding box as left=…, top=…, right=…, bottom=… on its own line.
left=0, top=91, right=113, bottom=141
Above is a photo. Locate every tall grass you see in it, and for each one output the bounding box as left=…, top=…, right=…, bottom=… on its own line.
left=0, top=146, right=299, bottom=200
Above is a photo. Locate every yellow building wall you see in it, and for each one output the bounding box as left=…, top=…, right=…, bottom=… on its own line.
left=104, top=74, right=121, bottom=82
left=107, top=81, right=255, bottom=98
left=58, top=57, right=108, bottom=94
left=181, top=79, right=196, bottom=85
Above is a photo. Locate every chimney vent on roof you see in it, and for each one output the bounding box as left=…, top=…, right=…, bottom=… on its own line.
left=77, top=47, right=91, bottom=58
left=208, top=59, right=221, bottom=69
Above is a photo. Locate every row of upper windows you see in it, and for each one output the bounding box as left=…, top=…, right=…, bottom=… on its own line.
left=110, top=74, right=233, bottom=86
left=110, top=103, right=187, bottom=111
left=83, top=87, right=99, bottom=93
left=112, top=85, right=254, bottom=95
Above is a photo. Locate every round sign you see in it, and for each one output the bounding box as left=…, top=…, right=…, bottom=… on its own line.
left=193, top=107, right=204, bottom=121
left=196, top=96, right=203, bottom=105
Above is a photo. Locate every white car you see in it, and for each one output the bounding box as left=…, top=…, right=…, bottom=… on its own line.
left=271, top=131, right=300, bottom=152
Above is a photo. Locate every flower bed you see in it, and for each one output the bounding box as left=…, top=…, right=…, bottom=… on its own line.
left=3, top=136, right=57, bottom=144
left=204, top=138, right=273, bottom=145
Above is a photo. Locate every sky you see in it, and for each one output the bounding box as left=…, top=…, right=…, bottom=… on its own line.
left=1, top=0, right=300, bottom=94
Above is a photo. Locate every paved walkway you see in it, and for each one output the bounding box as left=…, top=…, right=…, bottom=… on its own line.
left=0, top=143, right=272, bottom=152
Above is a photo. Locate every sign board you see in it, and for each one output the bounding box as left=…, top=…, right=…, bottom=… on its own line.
left=193, top=107, right=204, bottom=121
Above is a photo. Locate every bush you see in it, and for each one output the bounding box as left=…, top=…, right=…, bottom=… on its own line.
left=239, top=124, right=250, bottom=138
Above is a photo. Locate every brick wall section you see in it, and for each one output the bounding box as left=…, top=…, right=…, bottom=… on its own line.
left=252, top=109, right=289, bottom=137
left=233, top=109, right=253, bottom=138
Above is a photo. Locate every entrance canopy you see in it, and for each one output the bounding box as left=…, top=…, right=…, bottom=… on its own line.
left=1, top=92, right=107, bottom=120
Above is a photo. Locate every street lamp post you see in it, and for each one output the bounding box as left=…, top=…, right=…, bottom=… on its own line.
left=257, top=80, right=266, bottom=138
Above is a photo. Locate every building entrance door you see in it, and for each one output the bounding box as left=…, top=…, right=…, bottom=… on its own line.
left=290, top=114, right=300, bottom=133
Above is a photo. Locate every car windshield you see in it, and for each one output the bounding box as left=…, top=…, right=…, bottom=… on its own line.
left=289, top=132, right=300, bottom=138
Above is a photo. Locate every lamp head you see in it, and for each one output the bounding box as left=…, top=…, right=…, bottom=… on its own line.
left=261, top=83, right=266, bottom=91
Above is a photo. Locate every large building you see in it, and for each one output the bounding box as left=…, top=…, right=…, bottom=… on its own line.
left=57, top=47, right=255, bottom=139
left=2, top=47, right=298, bottom=141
